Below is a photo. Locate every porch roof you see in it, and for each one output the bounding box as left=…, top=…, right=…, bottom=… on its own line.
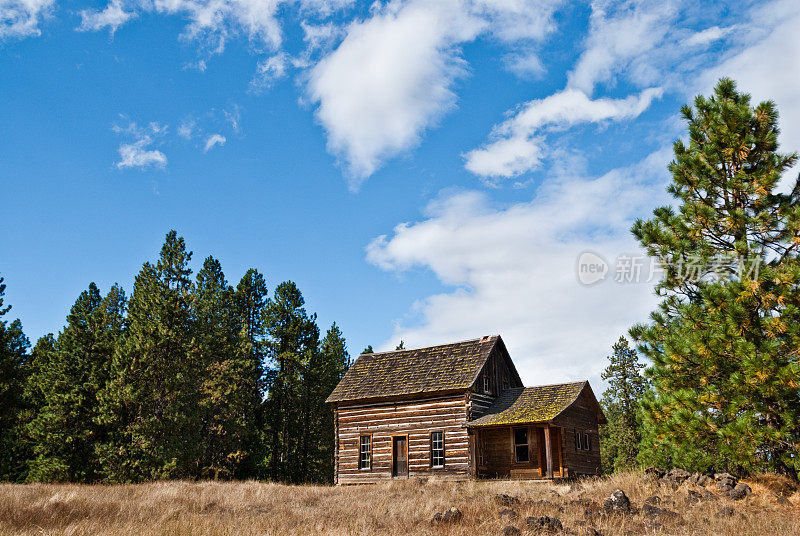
left=466, top=381, right=587, bottom=427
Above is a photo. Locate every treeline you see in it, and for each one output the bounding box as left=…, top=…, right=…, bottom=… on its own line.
left=0, top=231, right=349, bottom=483
left=600, top=79, right=800, bottom=479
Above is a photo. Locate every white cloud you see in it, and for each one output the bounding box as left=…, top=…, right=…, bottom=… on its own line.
left=0, top=0, right=55, bottom=40
left=113, top=120, right=168, bottom=170
left=697, top=0, right=800, bottom=180
left=250, top=52, right=289, bottom=91
left=178, top=118, right=197, bottom=139
left=307, top=0, right=562, bottom=188
left=464, top=87, right=662, bottom=180
left=80, top=0, right=286, bottom=53
left=683, top=25, right=734, bottom=48
left=367, top=149, right=671, bottom=385
left=203, top=133, right=226, bottom=151
left=78, top=0, right=135, bottom=34
left=307, top=0, right=481, bottom=187
left=567, top=0, right=679, bottom=95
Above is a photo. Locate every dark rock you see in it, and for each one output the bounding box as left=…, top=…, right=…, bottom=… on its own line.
left=776, top=494, right=793, bottom=507
left=502, top=526, right=521, bottom=536
left=716, top=506, right=735, bottom=517
left=660, top=477, right=679, bottom=490
left=644, top=495, right=661, bottom=505
left=728, top=483, right=752, bottom=500
left=526, top=515, right=563, bottom=532
left=603, top=489, right=632, bottom=514
left=495, top=493, right=520, bottom=506
left=644, top=467, right=665, bottom=480
left=642, top=503, right=680, bottom=520
left=584, top=529, right=602, bottom=536
left=714, top=473, right=738, bottom=491
left=716, top=480, right=735, bottom=493
left=499, top=508, right=519, bottom=520
left=433, top=506, right=462, bottom=523
left=685, top=490, right=703, bottom=504
left=666, top=468, right=691, bottom=483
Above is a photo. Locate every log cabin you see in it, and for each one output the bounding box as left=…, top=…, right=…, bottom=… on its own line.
left=326, top=335, right=606, bottom=484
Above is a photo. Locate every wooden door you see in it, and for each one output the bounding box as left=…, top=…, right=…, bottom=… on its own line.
left=392, top=436, right=408, bottom=477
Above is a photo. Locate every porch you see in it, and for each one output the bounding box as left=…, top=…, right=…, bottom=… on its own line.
left=469, top=423, right=565, bottom=480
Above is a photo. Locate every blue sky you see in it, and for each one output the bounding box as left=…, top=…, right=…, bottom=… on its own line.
left=2, top=0, right=800, bottom=387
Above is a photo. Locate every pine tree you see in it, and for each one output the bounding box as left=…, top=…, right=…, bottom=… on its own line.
left=395, top=341, right=405, bottom=350
left=194, top=257, right=254, bottom=479
left=631, top=79, right=800, bottom=476
left=97, top=231, right=199, bottom=481
left=361, top=345, right=373, bottom=354
left=233, top=269, right=269, bottom=478
left=26, top=283, right=126, bottom=482
left=304, top=323, right=349, bottom=482
left=262, top=281, right=319, bottom=483
left=0, top=275, right=31, bottom=481
left=600, top=336, right=647, bottom=474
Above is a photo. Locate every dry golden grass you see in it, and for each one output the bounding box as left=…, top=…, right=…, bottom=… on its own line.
left=0, top=472, right=797, bottom=535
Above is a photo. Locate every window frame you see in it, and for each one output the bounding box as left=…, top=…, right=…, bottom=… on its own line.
left=584, top=433, right=591, bottom=451
left=483, top=375, right=490, bottom=394
left=574, top=428, right=581, bottom=451
left=359, top=434, right=373, bottom=470
left=430, top=430, right=445, bottom=468
left=513, top=427, right=530, bottom=463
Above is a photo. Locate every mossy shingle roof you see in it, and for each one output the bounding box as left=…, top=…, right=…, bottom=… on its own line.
left=466, top=381, right=587, bottom=427
left=326, top=335, right=500, bottom=404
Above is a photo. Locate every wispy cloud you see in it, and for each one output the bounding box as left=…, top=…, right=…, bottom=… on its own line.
left=113, top=120, right=168, bottom=170
left=250, top=52, right=289, bottom=92
left=204, top=133, right=227, bottom=152
left=0, top=0, right=55, bottom=40
left=78, top=0, right=135, bottom=34
left=464, top=87, right=662, bottom=181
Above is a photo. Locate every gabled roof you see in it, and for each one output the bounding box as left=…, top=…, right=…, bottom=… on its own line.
left=326, top=335, right=507, bottom=404
left=466, top=381, right=603, bottom=427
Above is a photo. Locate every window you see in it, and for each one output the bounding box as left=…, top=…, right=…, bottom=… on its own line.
left=514, top=428, right=529, bottom=463
left=483, top=376, right=490, bottom=394
left=431, top=431, right=445, bottom=467
left=359, top=435, right=372, bottom=470
left=584, top=433, right=591, bottom=451
left=574, top=429, right=580, bottom=451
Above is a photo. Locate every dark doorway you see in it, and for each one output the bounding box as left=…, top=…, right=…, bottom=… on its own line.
left=392, top=436, right=408, bottom=477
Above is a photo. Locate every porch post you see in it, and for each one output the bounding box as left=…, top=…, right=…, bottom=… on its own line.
left=544, top=424, right=553, bottom=478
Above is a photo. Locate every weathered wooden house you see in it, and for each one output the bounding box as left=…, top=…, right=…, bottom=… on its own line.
left=326, top=335, right=605, bottom=484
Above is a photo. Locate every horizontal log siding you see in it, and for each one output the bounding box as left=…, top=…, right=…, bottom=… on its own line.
left=336, top=395, right=470, bottom=484
left=553, top=391, right=602, bottom=476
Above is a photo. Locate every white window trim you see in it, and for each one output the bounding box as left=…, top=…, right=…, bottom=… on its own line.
left=359, top=435, right=372, bottom=470
left=431, top=431, right=445, bottom=468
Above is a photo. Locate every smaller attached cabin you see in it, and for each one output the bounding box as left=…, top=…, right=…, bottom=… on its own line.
left=326, top=335, right=605, bottom=484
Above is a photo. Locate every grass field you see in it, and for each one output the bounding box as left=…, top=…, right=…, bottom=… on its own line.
left=0, top=472, right=797, bottom=535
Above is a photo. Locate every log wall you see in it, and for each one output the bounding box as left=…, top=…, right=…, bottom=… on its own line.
left=334, top=395, right=470, bottom=484
left=553, top=390, right=602, bottom=476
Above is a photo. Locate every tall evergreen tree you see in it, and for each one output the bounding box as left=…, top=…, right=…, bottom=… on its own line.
left=233, top=269, right=269, bottom=478
left=194, top=257, right=254, bottom=479
left=600, top=336, right=647, bottom=474
left=262, top=281, right=319, bottom=483
left=97, top=231, right=199, bottom=481
left=304, top=323, right=349, bottom=483
left=26, top=283, right=126, bottom=482
left=361, top=345, right=373, bottom=354
left=631, top=79, right=800, bottom=476
left=0, top=275, right=31, bottom=481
